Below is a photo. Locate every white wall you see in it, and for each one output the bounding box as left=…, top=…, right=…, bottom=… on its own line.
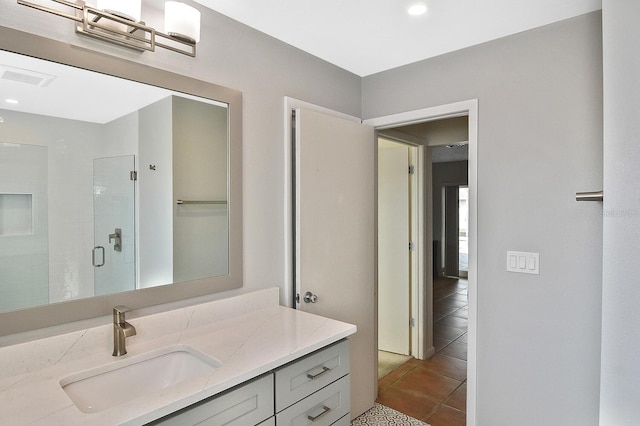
left=138, top=97, right=173, bottom=288
left=364, top=12, right=603, bottom=425
left=600, top=1, right=640, bottom=424
left=0, top=141, right=48, bottom=310
left=0, top=110, right=99, bottom=303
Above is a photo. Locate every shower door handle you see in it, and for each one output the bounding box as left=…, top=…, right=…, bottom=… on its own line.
left=92, top=246, right=105, bottom=267
left=108, top=228, right=122, bottom=252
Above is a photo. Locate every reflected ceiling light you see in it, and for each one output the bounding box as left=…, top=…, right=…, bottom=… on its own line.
left=16, top=0, right=201, bottom=57
left=407, top=3, right=428, bottom=16
left=5, top=99, right=19, bottom=104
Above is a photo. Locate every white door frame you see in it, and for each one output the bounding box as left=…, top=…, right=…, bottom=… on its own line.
left=364, top=99, right=478, bottom=426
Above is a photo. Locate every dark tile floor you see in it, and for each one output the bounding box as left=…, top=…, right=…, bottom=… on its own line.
left=376, top=277, right=468, bottom=426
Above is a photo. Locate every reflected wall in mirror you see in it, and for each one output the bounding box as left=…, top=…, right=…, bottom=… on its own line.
left=0, top=50, right=229, bottom=312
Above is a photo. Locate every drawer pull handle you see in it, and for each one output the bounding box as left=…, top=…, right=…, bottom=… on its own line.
left=307, top=405, right=331, bottom=422
left=306, top=366, right=331, bottom=380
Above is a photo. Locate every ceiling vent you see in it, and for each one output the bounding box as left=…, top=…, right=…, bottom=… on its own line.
left=0, top=65, right=56, bottom=87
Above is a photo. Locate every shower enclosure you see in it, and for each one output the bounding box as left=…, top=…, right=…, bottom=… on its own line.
left=93, top=155, right=136, bottom=296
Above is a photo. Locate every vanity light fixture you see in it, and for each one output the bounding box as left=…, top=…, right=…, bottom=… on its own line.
left=16, top=0, right=201, bottom=57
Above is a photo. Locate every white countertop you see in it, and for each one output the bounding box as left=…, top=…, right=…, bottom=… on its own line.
left=0, top=288, right=356, bottom=425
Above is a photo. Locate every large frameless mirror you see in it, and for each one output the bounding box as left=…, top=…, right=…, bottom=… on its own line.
left=0, top=26, right=242, bottom=336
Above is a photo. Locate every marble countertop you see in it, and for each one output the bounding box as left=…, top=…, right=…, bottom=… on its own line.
left=0, top=288, right=356, bottom=425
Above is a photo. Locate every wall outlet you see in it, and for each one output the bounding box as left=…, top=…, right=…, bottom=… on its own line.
left=507, top=251, right=539, bottom=274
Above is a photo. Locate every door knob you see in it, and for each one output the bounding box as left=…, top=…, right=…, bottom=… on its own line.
left=303, top=291, right=318, bottom=303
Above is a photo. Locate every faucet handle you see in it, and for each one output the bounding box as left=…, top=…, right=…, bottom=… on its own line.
left=113, top=305, right=131, bottom=323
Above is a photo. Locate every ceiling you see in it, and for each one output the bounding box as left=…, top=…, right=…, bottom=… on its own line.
left=194, top=0, right=602, bottom=76
left=0, top=50, right=173, bottom=123
left=0, top=51, right=225, bottom=124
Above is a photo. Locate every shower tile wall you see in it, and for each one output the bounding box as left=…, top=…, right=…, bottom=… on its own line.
left=0, top=142, right=48, bottom=310
left=0, top=109, right=138, bottom=309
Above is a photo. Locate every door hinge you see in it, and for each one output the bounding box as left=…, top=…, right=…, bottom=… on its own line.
left=295, top=293, right=300, bottom=304
left=130, top=171, right=137, bottom=181
left=410, top=318, right=416, bottom=328
left=408, top=165, right=415, bottom=175
left=409, top=241, right=414, bottom=251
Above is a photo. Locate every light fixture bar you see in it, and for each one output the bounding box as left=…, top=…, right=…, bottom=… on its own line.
left=17, top=0, right=83, bottom=22
left=79, top=6, right=155, bottom=52
left=17, top=0, right=196, bottom=57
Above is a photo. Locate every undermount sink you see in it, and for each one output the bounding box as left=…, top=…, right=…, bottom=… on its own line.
left=60, top=344, right=221, bottom=413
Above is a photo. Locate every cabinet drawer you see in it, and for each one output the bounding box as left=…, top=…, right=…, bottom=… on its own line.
left=275, top=339, right=349, bottom=412
left=331, top=414, right=350, bottom=426
left=275, top=375, right=350, bottom=426
left=148, top=374, right=274, bottom=426
left=258, top=416, right=276, bottom=426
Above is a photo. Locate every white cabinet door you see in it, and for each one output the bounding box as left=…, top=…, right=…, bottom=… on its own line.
left=294, top=108, right=375, bottom=418
left=149, top=374, right=274, bottom=426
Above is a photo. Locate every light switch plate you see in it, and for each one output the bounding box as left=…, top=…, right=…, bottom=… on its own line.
left=507, top=251, right=539, bottom=274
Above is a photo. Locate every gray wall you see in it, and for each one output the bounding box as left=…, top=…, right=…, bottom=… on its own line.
left=432, top=161, right=468, bottom=276
left=600, top=0, right=640, bottom=423
left=0, top=0, right=361, bottom=306
left=364, top=12, right=603, bottom=425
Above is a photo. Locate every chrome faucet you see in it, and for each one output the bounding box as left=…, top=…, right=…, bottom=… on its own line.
left=112, top=306, right=136, bottom=356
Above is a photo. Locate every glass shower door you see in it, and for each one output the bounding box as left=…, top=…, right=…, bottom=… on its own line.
left=93, top=155, right=135, bottom=296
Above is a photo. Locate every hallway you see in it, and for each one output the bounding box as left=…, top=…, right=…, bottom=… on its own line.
left=376, top=277, right=468, bottom=425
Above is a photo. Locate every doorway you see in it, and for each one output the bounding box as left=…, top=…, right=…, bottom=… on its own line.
left=283, top=97, right=478, bottom=425
left=365, top=99, right=477, bottom=425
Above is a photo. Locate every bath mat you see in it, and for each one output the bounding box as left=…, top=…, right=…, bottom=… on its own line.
left=351, top=403, right=430, bottom=426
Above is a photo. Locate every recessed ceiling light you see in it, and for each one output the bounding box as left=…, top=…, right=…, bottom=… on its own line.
left=5, top=99, right=19, bottom=104
left=407, top=3, right=427, bottom=16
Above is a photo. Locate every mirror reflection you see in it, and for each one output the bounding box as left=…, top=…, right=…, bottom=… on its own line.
left=0, top=50, right=229, bottom=312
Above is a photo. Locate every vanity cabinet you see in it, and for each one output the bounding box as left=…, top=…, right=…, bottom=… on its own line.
left=148, top=374, right=274, bottom=426
left=146, top=339, right=349, bottom=426
left=275, top=339, right=350, bottom=425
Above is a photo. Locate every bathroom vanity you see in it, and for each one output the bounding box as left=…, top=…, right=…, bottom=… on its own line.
left=0, top=288, right=355, bottom=425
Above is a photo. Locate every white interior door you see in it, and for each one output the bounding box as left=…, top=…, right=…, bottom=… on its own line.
left=93, top=155, right=136, bottom=296
left=294, top=108, right=375, bottom=418
left=378, top=139, right=410, bottom=355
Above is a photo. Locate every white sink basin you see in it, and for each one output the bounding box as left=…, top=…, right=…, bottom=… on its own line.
left=60, top=344, right=221, bottom=413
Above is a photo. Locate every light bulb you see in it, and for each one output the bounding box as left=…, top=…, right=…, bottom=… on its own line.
left=165, top=2, right=201, bottom=43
